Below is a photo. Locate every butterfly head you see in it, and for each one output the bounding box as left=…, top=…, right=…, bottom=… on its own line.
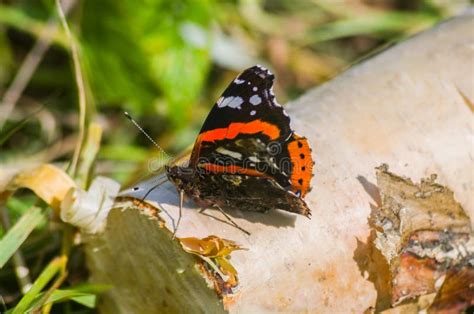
left=165, top=165, right=195, bottom=191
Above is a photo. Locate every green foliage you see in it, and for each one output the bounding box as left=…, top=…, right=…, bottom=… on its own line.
left=79, top=0, right=155, bottom=114
left=6, top=284, right=111, bottom=312
left=0, top=207, right=45, bottom=268
left=11, top=256, right=65, bottom=313
left=80, top=0, right=214, bottom=127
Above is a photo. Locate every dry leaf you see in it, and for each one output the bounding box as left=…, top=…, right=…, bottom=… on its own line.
left=179, top=235, right=244, bottom=295
left=179, top=235, right=243, bottom=258
left=7, top=163, right=76, bottom=212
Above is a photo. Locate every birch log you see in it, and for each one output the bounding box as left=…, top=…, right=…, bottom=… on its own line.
left=84, top=11, right=474, bottom=313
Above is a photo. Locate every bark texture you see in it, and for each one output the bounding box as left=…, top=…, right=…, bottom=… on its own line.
left=84, top=12, right=474, bottom=313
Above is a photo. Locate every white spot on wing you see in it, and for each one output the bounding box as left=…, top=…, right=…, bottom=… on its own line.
left=253, top=87, right=258, bottom=92
left=216, top=147, right=242, bottom=159
left=269, top=87, right=282, bottom=107
left=218, top=96, right=244, bottom=109
left=256, top=64, right=272, bottom=75
left=249, top=156, right=260, bottom=163
left=250, top=110, right=256, bottom=116
left=249, top=95, right=262, bottom=106
left=234, top=78, right=245, bottom=84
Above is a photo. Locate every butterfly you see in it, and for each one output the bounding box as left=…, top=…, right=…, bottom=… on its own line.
left=165, top=65, right=314, bottom=233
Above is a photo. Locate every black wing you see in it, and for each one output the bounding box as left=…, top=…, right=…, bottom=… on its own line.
left=189, top=65, right=313, bottom=196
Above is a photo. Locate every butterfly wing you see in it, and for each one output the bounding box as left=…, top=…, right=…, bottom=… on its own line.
left=190, top=65, right=313, bottom=197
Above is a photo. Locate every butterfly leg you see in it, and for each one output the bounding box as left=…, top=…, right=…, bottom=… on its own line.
left=198, top=208, right=229, bottom=224
left=172, top=189, right=184, bottom=238
left=141, top=176, right=168, bottom=201
left=214, top=205, right=250, bottom=236
left=157, top=204, right=176, bottom=231
left=197, top=207, right=250, bottom=235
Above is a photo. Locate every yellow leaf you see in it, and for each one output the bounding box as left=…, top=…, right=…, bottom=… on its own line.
left=9, top=164, right=76, bottom=212
left=215, top=257, right=238, bottom=286
left=178, top=235, right=244, bottom=258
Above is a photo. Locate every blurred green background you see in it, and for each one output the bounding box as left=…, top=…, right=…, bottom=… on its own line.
left=0, top=0, right=471, bottom=312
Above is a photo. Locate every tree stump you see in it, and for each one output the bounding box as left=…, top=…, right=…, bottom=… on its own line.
left=84, top=12, right=474, bottom=313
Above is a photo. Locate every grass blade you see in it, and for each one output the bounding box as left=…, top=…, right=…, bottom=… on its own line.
left=70, top=294, right=96, bottom=308
left=12, top=256, right=66, bottom=314
left=0, top=117, right=29, bottom=146
left=56, top=0, right=88, bottom=177
left=11, top=284, right=111, bottom=312
left=0, top=206, right=44, bottom=268
left=306, top=11, right=437, bottom=44
left=0, top=106, right=44, bottom=146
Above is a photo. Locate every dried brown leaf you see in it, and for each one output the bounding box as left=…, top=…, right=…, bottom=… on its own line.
left=7, top=163, right=76, bottom=212
left=179, top=235, right=244, bottom=295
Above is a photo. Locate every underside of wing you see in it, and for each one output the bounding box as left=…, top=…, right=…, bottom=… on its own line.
left=195, top=172, right=311, bottom=217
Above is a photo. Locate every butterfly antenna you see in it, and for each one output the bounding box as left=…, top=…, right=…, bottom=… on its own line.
left=124, top=112, right=171, bottom=160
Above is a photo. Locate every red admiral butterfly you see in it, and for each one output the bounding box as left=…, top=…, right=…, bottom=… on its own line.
left=165, top=65, right=313, bottom=230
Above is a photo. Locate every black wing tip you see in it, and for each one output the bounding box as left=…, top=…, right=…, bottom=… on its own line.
left=241, top=64, right=275, bottom=82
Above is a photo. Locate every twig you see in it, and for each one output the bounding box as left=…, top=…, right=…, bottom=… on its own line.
left=56, top=0, right=87, bottom=177
left=0, top=0, right=76, bottom=130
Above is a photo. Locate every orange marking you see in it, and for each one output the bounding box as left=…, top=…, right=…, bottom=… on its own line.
left=198, top=120, right=280, bottom=143
left=287, top=134, right=313, bottom=197
left=200, top=163, right=266, bottom=177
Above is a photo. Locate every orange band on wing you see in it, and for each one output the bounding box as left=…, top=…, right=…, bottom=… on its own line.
left=198, top=120, right=280, bottom=143
left=287, top=134, right=313, bottom=197
left=200, top=163, right=266, bottom=177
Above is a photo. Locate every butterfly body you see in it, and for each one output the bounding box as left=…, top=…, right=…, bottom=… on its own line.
left=166, top=65, right=314, bottom=218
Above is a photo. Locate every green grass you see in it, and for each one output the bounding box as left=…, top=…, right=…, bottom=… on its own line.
left=0, top=206, right=45, bottom=268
